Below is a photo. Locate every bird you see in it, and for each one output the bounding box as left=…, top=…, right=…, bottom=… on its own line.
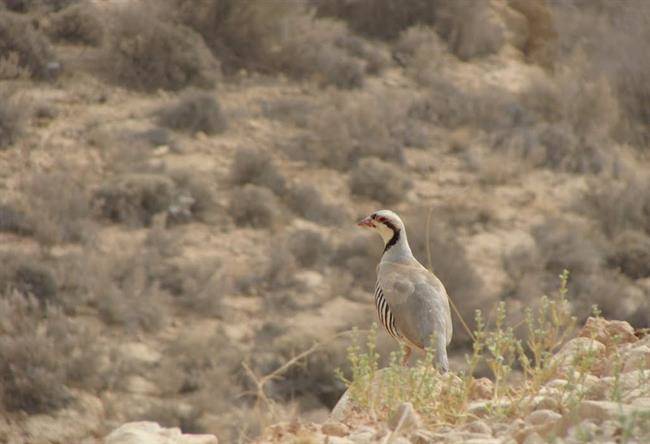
left=357, top=209, right=453, bottom=372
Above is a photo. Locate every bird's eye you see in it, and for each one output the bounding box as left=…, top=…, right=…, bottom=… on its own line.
left=377, top=216, right=386, bottom=222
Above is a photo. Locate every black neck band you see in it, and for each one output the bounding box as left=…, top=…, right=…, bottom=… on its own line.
left=382, top=220, right=400, bottom=253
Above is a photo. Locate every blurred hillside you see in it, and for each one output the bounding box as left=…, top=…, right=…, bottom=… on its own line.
left=0, top=0, right=649, bottom=442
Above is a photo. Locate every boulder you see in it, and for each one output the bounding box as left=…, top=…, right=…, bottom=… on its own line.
left=551, top=337, right=606, bottom=376
left=578, top=317, right=637, bottom=348
left=105, top=422, right=218, bottom=444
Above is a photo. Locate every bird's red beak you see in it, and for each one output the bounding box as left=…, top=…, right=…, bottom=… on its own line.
left=357, top=216, right=374, bottom=228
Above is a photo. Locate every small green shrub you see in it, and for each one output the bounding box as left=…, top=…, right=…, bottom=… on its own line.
left=349, top=157, right=411, bottom=204
left=157, top=91, right=227, bottom=135
left=0, top=11, right=55, bottom=80
left=105, top=5, right=218, bottom=91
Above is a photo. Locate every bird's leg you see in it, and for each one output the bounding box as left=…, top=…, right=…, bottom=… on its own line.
left=401, top=346, right=412, bottom=366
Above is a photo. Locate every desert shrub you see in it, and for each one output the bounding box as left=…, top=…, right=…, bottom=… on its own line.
left=273, top=16, right=366, bottom=89
left=500, top=217, right=644, bottom=322
left=550, top=0, right=650, bottom=147
left=286, top=183, right=347, bottom=225
left=331, top=233, right=379, bottom=290
left=581, top=175, right=650, bottom=238
left=349, top=157, right=411, bottom=204
left=0, top=254, right=57, bottom=305
left=171, top=0, right=379, bottom=88
left=433, top=0, right=504, bottom=60
left=4, top=0, right=78, bottom=13
left=313, top=0, right=436, bottom=40
left=303, top=93, right=407, bottom=170
left=0, top=203, right=32, bottom=235
left=46, top=3, right=104, bottom=46
left=230, top=147, right=286, bottom=195
left=229, top=185, right=280, bottom=228
left=95, top=255, right=169, bottom=333
left=167, top=170, right=217, bottom=224
left=21, top=170, right=93, bottom=245
left=104, top=5, right=218, bottom=91
left=0, top=291, right=99, bottom=413
left=394, top=25, right=446, bottom=85
left=158, top=259, right=227, bottom=315
left=607, top=231, right=650, bottom=279
left=0, top=11, right=55, bottom=80
left=287, top=228, right=331, bottom=268
left=157, top=90, right=227, bottom=135
left=0, top=90, right=26, bottom=149
left=94, top=173, right=176, bottom=227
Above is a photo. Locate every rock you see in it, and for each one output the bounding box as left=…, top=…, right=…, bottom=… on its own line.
left=522, top=432, right=546, bottom=444
left=388, top=402, right=422, bottom=433
left=463, top=420, right=492, bottom=435
left=331, top=388, right=354, bottom=422
left=105, top=422, right=218, bottom=444
left=525, top=409, right=561, bottom=427
left=622, top=345, right=650, bottom=373
left=567, top=419, right=599, bottom=441
left=321, top=421, right=350, bottom=437
left=576, top=400, right=647, bottom=423
left=348, top=426, right=377, bottom=444
left=551, top=337, right=606, bottom=376
left=467, top=399, right=512, bottom=417
left=293, top=270, right=324, bottom=291
left=119, top=342, right=162, bottom=365
left=529, top=395, right=559, bottom=412
left=124, top=375, right=160, bottom=396
left=469, top=378, right=494, bottom=400
left=578, top=317, right=637, bottom=348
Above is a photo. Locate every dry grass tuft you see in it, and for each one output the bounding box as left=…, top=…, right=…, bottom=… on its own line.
left=157, top=90, right=227, bottom=135
left=286, top=183, right=348, bottom=225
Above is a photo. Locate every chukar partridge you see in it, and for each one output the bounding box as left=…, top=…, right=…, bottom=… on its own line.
left=358, top=210, right=452, bottom=371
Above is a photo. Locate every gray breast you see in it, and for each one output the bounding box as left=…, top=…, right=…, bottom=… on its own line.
left=374, top=282, right=400, bottom=339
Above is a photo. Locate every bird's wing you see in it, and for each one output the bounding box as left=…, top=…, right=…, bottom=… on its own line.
left=378, top=261, right=453, bottom=348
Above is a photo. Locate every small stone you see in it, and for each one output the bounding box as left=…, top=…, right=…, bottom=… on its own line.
left=348, top=426, right=376, bottom=444
left=470, top=378, right=494, bottom=400
left=119, top=342, right=162, bottom=365
left=321, top=421, right=349, bottom=437
left=464, top=420, right=492, bottom=435
left=124, top=375, right=160, bottom=396
left=105, top=421, right=218, bottom=444
left=388, top=402, right=422, bottom=433
left=525, top=409, right=561, bottom=427
left=622, top=345, right=650, bottom=373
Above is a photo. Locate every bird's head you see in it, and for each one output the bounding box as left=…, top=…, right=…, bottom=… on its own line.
left=357, top=209, right=405, bottom=245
